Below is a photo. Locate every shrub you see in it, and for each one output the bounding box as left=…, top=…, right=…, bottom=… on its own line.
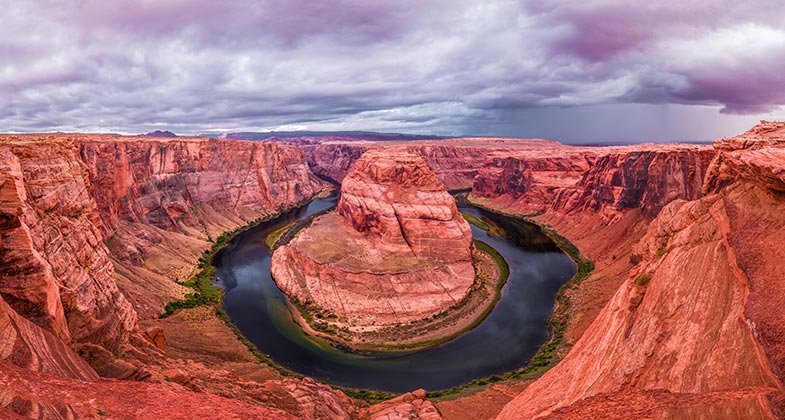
left=635, top=273, right=652, bottom=286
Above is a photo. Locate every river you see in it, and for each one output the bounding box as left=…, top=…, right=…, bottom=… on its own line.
left=213, top=196, right=576, bottom=392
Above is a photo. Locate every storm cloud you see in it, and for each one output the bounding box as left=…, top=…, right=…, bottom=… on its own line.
left=3, top=0, right=785, bottom=141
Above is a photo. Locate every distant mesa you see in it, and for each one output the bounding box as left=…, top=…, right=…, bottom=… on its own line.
left=270, top=149, right=475, bottom=342
left=141, top=130, right=177, bottom=138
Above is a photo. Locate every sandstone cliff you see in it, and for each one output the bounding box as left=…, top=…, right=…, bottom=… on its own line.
left=0, top=134, right=328, bottom=358
left=0, top=140, right=137, bottom=357
left=76, top=136, right=327, bottom=317
left=272, top=150, right=475, bottom=330
left=495, top=123, right=785, bottom=419
left=304, top=138, right=563, bottom=190
left=470, top=144, right=715, bottom=221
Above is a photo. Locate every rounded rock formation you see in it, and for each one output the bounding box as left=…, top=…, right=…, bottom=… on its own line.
left=271, top=150, right=474, bottom=332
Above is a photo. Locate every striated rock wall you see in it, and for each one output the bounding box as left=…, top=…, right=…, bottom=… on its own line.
left=470, top=145, right=715, bottom=220
left=336, top=150, right=473, bottom=261
left=0, top=134, right=329, bottom=376
left=303, top=138, right=562, bottom=191
left=78, top=137, right=324, bottom=239
left=0, top=295, right=98, bottom=382
left=471, top=151, right=595, bottom=215
left=560, top=148, right=716, bottom=219
left=0, top=140, right=137, bottom=356
left=303, top=143, right=369, bottom=184
left=496, top=123, right=785, bottom=419
left=272, top=150, right=475, bottom=328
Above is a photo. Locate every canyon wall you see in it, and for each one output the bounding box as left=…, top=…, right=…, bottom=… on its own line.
left=76, top=137, right=328, bottom=317
left=496, top=123, right=785, bottom=419
left=78, top=137, right=325, bottom=239
left=0, top=134, right=373, bottom=420
left=470, top=145, right=715, bottom=220
left=303, top=138, right=562, bottom=191
left=0, top=135, right=328, bottom=362
left=0, top=140, right=137, bottom=357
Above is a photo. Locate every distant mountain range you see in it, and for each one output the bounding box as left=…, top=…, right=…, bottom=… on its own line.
left=200, top=130, right=448, bottom=145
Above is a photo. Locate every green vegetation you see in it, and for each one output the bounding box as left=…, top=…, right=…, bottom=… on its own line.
left=271, top=206, right=335, bottom=251
left=337, top=388, right=397, bottom=404
left=474, top=240, right=509, bottom=285
left=635, top=273, right=652, bottom=286
left=265, top=222, right=294, bottom=250
left=461, top=211, right=490, bottom=231
left=159, top=196, right=322, bottom=319
left=656, top=247, right=667, bottom=257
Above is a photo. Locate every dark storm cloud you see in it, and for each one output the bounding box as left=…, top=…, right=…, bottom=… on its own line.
left=2, top=0, right=785, bottom=140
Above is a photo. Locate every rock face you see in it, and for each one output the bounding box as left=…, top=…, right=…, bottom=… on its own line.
left=559, top=148, right=716, bottom=219
left=303, top=138, right=563, bottom=191
left=336, top=151, right=473, bottom=261
left=0, top=141, right=137, bottom=356
left=77, top=136, right=328, bottom=318
left=0, top=295, right=98, bottom=382
left=272, top=150, right=474, bottom=328
left=471, top=145, right=715, bottom=220
left=78, top=137, right=324, bottom=239
left=0, top=134, right=328, bottom=376
left=495, top=123, right=785, bottom=419
left=471, top=151, right=595, bottom=215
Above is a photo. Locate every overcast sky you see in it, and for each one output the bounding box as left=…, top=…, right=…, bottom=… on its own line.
left=3, top=0, right=785, bottom=143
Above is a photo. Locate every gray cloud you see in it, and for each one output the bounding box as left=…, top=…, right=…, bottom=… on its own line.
left=2, top=0, right=785, bottom=141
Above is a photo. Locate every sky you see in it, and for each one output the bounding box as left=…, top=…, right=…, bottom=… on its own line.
left=3, top=0, right=785, bottom=143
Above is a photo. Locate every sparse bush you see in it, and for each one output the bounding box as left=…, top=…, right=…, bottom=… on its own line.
left=635, top=273, right=652, bottom=286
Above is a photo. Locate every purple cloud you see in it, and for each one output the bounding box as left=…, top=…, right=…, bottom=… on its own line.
left=1, top=0, right=785, bottom=141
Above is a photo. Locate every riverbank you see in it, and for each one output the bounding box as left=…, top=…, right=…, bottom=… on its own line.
left=280, top=236, right=509, bottom=353
left=166, top=193, right=581, bottom=397
left=422, top=194, right=595, bottom=401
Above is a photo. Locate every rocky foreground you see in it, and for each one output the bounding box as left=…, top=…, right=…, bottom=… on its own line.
left=1, top=123, right=785, bottom=419
left=271, top=150, right=476, bottom=336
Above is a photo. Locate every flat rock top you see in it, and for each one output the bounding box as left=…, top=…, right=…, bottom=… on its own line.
left=342, top=150, right=445, bottom=192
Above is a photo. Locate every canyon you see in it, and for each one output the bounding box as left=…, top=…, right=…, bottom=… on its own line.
left=1, top=122, right=784, bottom=419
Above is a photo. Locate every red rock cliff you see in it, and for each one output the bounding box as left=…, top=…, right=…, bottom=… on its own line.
left=79, top=137, right=325, bottom=238
left=304, top=138, right=562, bottom=191
left=0, top=140, right=137, bottom=357
left=0, top=134, right=329, bottom=373
left=495, top=123, right=785, bottom=419
left=336, top=150, right=473, bottom=261
left=470, top=145, right=715, bottom=220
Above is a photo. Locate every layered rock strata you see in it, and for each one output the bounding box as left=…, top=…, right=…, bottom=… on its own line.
left=272, top=150, right=474, bottom=330
left=303, top=138, right=563, bottom=190
left=495, top=122, right=785, bottom=419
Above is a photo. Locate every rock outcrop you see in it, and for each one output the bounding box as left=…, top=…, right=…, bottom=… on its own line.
left=272, top=150, right=475, bottom=329
left=495, top=122, right=785, bottom=419
left=0, top=140, right=137, bottom=357
left=78, top=137, right=323, bottom=239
